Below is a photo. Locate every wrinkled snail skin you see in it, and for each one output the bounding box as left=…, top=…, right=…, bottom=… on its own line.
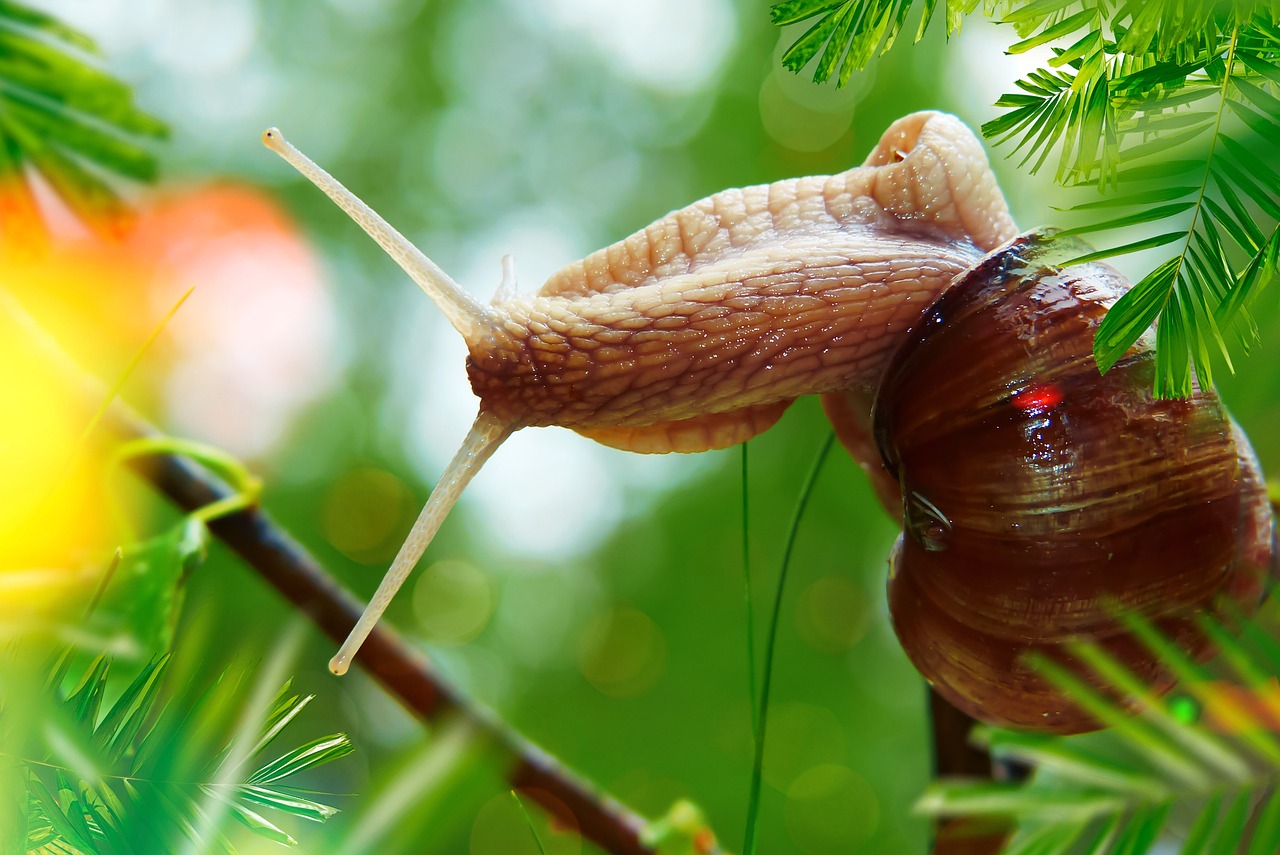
left=871, top=233, right=1274, bottom=733
left=264, top=111, right=1273, bottom=715
left=465, top=110, right=1015, bottom=451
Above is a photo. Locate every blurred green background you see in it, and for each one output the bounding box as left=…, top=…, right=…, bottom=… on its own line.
left=20, top=0, right=1280, bottom=852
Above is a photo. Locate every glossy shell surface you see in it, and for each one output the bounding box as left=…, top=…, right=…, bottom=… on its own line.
left=873, top=231, right=1274, bottom=732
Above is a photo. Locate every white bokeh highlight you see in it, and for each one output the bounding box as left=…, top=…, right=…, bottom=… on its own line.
left=528, top=0, right=737, bottom=93
left=386, top=211, right=712, bottom=562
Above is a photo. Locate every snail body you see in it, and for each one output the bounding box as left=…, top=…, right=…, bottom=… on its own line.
left=263, top=113, right=1273, bottom=731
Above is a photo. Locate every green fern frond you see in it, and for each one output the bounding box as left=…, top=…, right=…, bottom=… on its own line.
left=981, top=60, right=1122, bottom=185
left=10, top=652, right=353, bottom=852
left=0, top=1, right=166, bottom=233
left=771, top=2, right=1280, bottom=398
left=992, top=20, right=1280, bottom=396
left=771, top=0, right=987, bottom=86
left=919, top=609, right=1280, bottom=855
left=1079, top=36, right=1280, bottom=393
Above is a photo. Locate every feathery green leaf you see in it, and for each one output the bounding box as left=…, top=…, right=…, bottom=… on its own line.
left=923, top=610, right=1280, bottom=855
left=0, top=1, right=167, bottom=231
left=1093, top=257, right=1179, bottom=374
left=12, top=652, right=352, bottom=852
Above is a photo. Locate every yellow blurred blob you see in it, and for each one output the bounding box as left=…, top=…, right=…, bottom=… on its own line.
left=4, top=182, right=333, bottom=461
left=412, top=558, right=494, bottom=646
left=795, top=574, right=870, bottom=654
left=470, top=789, right=581, bottom=855
left=761, top=702, right=847, bottom=791
left=0, top=299, right=106, bottom=615
left=322, top=467, right=413, bottom=561
left=604, top=768, right=688, bottom=819
left=576, top=607, right=667, bottom=698
left=785, top=764, right=879, bottom=854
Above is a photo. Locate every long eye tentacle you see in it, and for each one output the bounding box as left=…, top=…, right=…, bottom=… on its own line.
left=261, top=127, right=497, bottom=345
left=263, top=127, right=521, bottom=674
left=329, top=410, right=514, bottom=675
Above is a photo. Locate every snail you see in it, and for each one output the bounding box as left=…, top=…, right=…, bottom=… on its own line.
left=263, top=111, right=1273, bottom=732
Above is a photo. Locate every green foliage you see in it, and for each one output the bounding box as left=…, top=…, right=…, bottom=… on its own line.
left=92, top=517, right=206, bottom=656
left=742, top=433, right=835, bottom=855
left=111, top=436, right=263, bottom=529
left=6, top=420, right=341, bottom=852
left=918, top=608, right=1280, bottom=854
left=88, top=434, right=264, bottom=657
left=5, top=652, right=352, bottom=853
left=769, top=0, right=994, bottom=87
left=1050, top=22, right=1280, bottom=397
left=51, top=433, right=264, bottom=662
left=772, top=0, right=1280, bottom=397
left=0, top=0, right=167, bottom=229
left=642, top=800, right=722, bottom=855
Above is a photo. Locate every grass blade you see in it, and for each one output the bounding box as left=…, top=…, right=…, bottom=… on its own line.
left=741, top=443, right=759, bottom=743
left=741, top=432, right=834, bottom=855
left=511, top=791, right=548, bottom=855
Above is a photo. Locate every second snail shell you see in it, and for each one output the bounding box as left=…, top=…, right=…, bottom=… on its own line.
left=866, top=231, right=1273, bottom=732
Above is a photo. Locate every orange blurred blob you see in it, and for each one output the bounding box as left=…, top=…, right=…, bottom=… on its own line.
left=1200, top=678, right=1280, bottom=733
left=6, top=182, right=336, bottom=452
left=0, top=177, right=334, bottom=615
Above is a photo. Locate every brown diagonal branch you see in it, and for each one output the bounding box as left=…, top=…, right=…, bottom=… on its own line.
left=3, top=290, right=653, bottom=855
left=113, top=412, right=655, bottom=855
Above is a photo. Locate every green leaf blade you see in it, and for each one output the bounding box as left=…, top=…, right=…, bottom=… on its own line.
left=1094, top=257, right=1181, bottom=375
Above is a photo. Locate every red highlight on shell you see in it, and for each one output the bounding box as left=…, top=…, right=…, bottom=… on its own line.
left=1012, top=383, right=1063, bottom=414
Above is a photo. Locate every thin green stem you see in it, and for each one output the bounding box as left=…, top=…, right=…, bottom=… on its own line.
left=741, top=443, right=759, bottom=743
left=74, top=286, right=195, bottom=452
left=741, top=431, right=835, bottom=855
left=511, top=791, right=549, bottom=855
left=111, top=436, right=262, bottom=524
left=83, top=547, right=123, bottom=618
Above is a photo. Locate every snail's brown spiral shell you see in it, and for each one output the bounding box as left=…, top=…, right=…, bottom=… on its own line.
left=873, top=230, right=1275, bottom=733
